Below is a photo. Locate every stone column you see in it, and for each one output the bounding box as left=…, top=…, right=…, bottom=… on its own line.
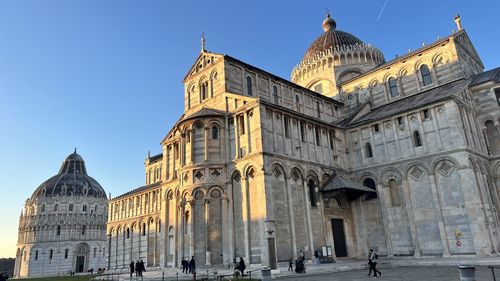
left=240, top=177, right=250, bottom=262
left=245, top=111, right=252, bottom=154
left=234, top=117, right=240, bottom=159
left=205, top=199, right=211, bottom=265
left=376, top=183, right=393, bottom=257
left=204, top=126, right=209, bottom=161
left=222, top=190, right=232, bottom=265
left=190, top=130, right=195, bottom=164
left=428, top=173, right=450, bottom=257
left=303, top=180, right=314, bottom=259
left=180, top=133, right=185, bottom=166
left=401, top=179, right=420, bottom=257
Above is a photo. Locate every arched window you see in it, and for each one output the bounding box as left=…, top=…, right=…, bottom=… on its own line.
left=49, top=249, right=53, bottom=260
left=64, top=249, right=68, bottom=259
left=41, top=205, right=45, bottom=212
left=365, top=143, right=373, bottom=158
left=126, top=228, right=130, bottom=239
left=413, top=131, right=423, bottom=147
left=158, top=220, right=161, bottom=233
left=142, top=223, right=146, bottom=236
left=35, top=250, right=39, bottom=260
left=200, top=81, right=209, bottom=101
left=211, top=125, right=219, bottom=140
left=389, top=179, right=401, bottom=206
left=308, top=179, right=317, bottom=207
left=273, top=86, right=279, bottom=104
left=295, top=95, right=300, bottom=111
left=82, top=205, right=87, bottom=212
left=69, top=204, right=73, bottom=212
left=420, top=64, right=432, bottom=86
left=316, top=101, right=321, bottom=118
left=54, top=204, right=58, bottom=211
left=246, top=76, right=253, bottom=96
left=363, top=178, right=377, bottom=199
left=81, top=226, right=86, bottom=235
left=388, top=77, right=399, bottom=97
left=56, top=225, right=61, bottom=236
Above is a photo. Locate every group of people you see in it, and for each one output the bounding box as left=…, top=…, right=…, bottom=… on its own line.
left=288, top=249, right=306, bottom=274
left=0, top=273, right=9, bottom=281
left=129, top=260, right=146, bottom=277
left=181, top=256, right=196, bottom=274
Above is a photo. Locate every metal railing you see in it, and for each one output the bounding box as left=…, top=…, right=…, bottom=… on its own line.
left=490, top=266, right=500, bottom=281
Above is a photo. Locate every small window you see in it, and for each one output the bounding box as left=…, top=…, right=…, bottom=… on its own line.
left=422, top=109, right=430, bottom=120
left=314, top=84, right=323, bottom=94
left=64, top=249, right=68, bottom=259
left=316, top=101, right=321, bottom=118
left=41, top=205, right=45, bottom=212
left=83, top=205, right=87, bottom=212
left=273, top=86, right=279, bottom=104
left=495, top=88, right=500, bottom=106
left=347, top=94, right=353, bottom=100
left=211, top=126, right=219, bottom=139
left=295, top=95, right=300, bottom=111
left=300, top=122, right=306, bottom=143
left=174, top=143, right=179, bottom=160
left=200, top=81, right=209, bottom=101
left=388, top=77, right=399, bottom=97
left=49, top=249, right=53, bottom=260
left=69, top=204, right=73, bottom=212
left=246, top=76, right=253, bottom=96
left=54, top=204, right=58, bottom=211
left=365, top=143, right=373, bottom=158
left=420, top=65, right=432, bottom=86
left=57, top=225, right=61, bottom=236
left=35, top=250, right=39, bottom=260
left=81, top=226, right=86, bottom=235
left=315, top=126, right=321, bottom=146
left=93, top=248, right=97, bottom=258
left=142, top=223, right=146, bottom=236
left=372, top=124, right=380, bottom=133
left=238, top=115, right=245, bottom=135
left=363, top=178, right=377, bottom=199
left=413, top=131, right=423, bottom=147
left=284, top=116, right=290, bottom=138
left=397, top=117, right=404, bottom=126
left=308, top=179, right=317, bottom=207
left=126, top=228, right=130, bottom=239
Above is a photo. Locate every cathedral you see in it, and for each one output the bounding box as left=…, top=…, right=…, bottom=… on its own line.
left=14, top=152, right=108, bottom=278
left=106, top=13, right=500, bottom=271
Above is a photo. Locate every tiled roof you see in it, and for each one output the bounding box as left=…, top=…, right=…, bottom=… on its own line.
left=322, top=175, right=375, bottom=193
left=113, top=182, right=162, bottom=200
left=347, top=79, right=469, bottom=127
left=469, top=67, right=500, bottom=86
left=180, top=107, right=225, bottom=122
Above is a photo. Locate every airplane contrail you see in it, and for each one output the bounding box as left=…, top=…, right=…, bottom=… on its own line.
left=377, top=0, right=389, bottom=22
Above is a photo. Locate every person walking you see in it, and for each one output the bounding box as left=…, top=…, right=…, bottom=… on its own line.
left=135, top=260, right=141, bottom=277
left=288, top=256, right=293, bottom=271
left=298, top=250, right=305, bottom=262
left=181, top=257, right=189, bottom=274
left=314, top=249, right=321, bottom=266
left=238, top=257, right=246, bottom=276
left=368, top=249, right=382, bottom=278
left=189, top=256, right=196, bottom=274
left=129, top=261, right=135, bottom=277
left=139, top=260, right=146, bottom=277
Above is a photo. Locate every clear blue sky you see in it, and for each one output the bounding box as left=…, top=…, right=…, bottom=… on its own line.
left=1, top=0, right=499, bottom=258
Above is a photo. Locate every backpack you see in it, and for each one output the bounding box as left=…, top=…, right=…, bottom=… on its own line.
left=374, top=253, right=378, bottom=259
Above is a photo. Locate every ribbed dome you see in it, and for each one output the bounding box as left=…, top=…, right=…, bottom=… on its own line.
left=30, top=151, right=106, bottom=200
left=302, top=13, right=367, bottom=62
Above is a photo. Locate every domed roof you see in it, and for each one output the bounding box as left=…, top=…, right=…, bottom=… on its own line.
left=31, top=151, right=107, bottom=200
left=302, top=13, right=368, bottom=62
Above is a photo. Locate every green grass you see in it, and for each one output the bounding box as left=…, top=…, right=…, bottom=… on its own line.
left=16, top=275, right=94, bottom=281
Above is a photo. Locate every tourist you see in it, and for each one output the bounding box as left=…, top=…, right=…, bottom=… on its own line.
left=238, top=257, right=246, bottom=276
left=181, top=257, right=189, bottom=274
left=298, top=249, right=305, bottom=261
left=0, top=273, right=8, bottom=281
left=314, top=249, right=321, bottom=266
left=189, top=256, right=196, bottom=274
left=288, top=256, right=293, bottom=271
left=139, top=260, right=146, bottom=277
left=135, top=260, right=141, bottom=277
left=129, top=261, right=135, bottom=277
left=368, top=249, right=382, bottom=278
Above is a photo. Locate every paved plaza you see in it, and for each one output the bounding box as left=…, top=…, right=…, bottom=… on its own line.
left=281, top=266, right=497, bottom=281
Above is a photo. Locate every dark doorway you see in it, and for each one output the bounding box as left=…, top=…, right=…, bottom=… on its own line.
left=75, top=256, right=85, bottom=273
left=331, top=219, right=347, bottom=257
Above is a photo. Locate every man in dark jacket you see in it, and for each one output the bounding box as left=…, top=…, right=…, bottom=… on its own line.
left=135, top=260, right=141, bottom=277
left=189, top=256, right=196, bottom=274
left=139, top=260, right=146, bottom=277
left=181, top=258, right=189, bottom=274
left=129, top=261, right=135, bottom=277
left=238, top=257, right=246, bottom=276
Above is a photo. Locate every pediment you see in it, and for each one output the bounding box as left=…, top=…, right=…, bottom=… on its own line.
left=183, top=51, right=224, bottom=81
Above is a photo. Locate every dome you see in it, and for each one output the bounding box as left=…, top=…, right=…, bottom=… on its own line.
left=302, top=13, right=371, bottom=62
left=30, top=151, right=107, bottom=200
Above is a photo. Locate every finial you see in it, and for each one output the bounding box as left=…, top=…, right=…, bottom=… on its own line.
left=454, top=14, right=463, bottom=31
left=201, top=32, right=206, bottom=52
left=74, top=147, right=77, bottom=154
left=148, top=150, right=151, bottom=158
left=322, top=10, right=336, bottom=32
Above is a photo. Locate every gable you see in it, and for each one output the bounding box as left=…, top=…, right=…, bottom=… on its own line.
left=183, top=52, right=224, bottom=82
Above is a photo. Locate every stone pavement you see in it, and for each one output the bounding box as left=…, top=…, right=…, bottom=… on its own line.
left=96, top=256, right=500, bottom=280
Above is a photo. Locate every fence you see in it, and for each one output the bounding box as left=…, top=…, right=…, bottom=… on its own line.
left=490, top=266, right=500, bottom=281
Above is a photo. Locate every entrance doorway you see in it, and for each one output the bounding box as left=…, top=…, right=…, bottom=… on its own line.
left=75, top=256, right=85, bottom=273
left=331, top=219, right=347, bottom=257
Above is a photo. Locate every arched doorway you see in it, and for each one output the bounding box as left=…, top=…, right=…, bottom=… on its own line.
left=74, top=243, right=89, bottom=273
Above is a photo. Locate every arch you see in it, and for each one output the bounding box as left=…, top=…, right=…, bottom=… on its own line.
left=397, top=67, right=409, bottom=77
left=420, top=64, right=433, bottom=86
left=207, top=185, right=224, bottom=198
left=380, top=167, right=403, bottom=185
left=413, top=130, right=423, bottom=147
left=231, top=169, right=242, bottom=183
left=368, top=79, right=379, bottom=88
left=430, top=156, right=460, bottom=172
left=306, top=169, right=319, bottom=184
left=289, top=167, right=305, bottom=184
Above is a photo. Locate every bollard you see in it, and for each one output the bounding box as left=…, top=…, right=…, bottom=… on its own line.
left=261, top=268, right=272, bottom=281
left=458, top=265, right=476, bottom=281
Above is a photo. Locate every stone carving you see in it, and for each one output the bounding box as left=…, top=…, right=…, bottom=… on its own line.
left=437, top=160, right=455, bottom=177
left=409, top=166, right=425, bottom=181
